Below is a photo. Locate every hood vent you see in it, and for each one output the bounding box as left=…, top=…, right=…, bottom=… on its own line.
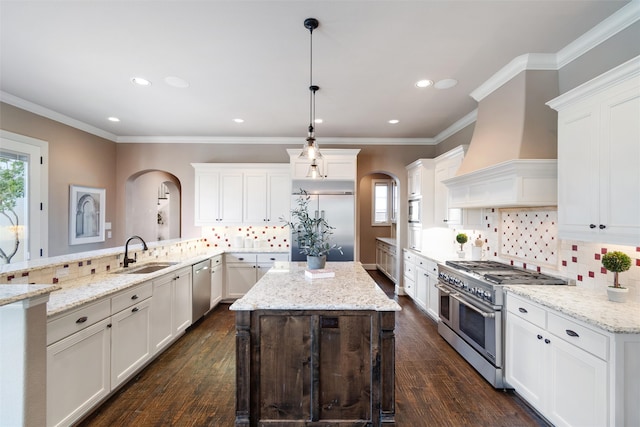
left=444, top=69, right=559, bottom=208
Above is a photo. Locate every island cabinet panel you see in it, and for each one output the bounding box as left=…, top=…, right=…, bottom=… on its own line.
left=236, top=310, right=395, bottom=426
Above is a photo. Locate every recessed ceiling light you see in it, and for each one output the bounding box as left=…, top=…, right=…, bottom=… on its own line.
left=434, top=78, right=458, bottom=89
left=388, top=119, right=399, bottom=124
left=233, top=118, right=244, bottom=123
left=164, top=76, right=189, bottom=88
left=415, top=79, right=433, bottom=88
left=131, top=77, right=151, bottom=86
left=107, top=117, right=120, bottom=122
left=314, top=118, right=323, bottom=124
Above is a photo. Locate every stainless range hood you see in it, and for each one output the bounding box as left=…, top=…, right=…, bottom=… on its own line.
left=445, top=66, right=559, bottom=208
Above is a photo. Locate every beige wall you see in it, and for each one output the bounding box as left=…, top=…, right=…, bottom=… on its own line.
left=0, top=102, right=117, bottom=257
left=358, top=173, right=395, bottom=265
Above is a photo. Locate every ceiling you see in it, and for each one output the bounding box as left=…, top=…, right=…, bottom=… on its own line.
left=0, top=0, right=630, bottom=143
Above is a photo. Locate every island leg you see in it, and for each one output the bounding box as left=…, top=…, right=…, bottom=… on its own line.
left=235, top=311, right=251, bottom=426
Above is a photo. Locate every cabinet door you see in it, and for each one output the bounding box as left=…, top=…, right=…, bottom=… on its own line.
left=546, top=335, right=608, bottom=427
left=244, top=172, right=268, bottom=223
left=407, top=166, right=421, bottom=198
left=505, top=313, right=546, bottom=413
left=434, top=165, right=449, bottom=225
left=47, top=318, right=111, bottom=427
left=557, top=103, right=600, bottom=240
left=291, top=157, right=323, bottom=179
left=324, top=157, right=356, bottom=179
left=210, top=264, right=223, bottom=308
left=194, top=170, right=221, bottom=224
left=110, top=298, right=152, bottom=389
left=173, top=269, right=192, bottom=333
left=226, top=264, right=257, bottom=298
left=267, top=173, right=291, bottom=222
left=151, top=276, right=174, bottom=354
left=427, top=273, right=439, bottom=321
left=219, top=172, right=243, bottom=223
left=598, top=83, right=640, bottom=244
left=415, top=266, right=428, bottom=310
left=408, top=225, right=422, bottom=251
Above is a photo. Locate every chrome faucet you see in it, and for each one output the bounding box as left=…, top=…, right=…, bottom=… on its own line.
left=123, top=235, right=148, bottom=268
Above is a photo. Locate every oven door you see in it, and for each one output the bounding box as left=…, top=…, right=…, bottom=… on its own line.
left=408, top=199, right=421, bottom=223
left=450, top=292, right=502, bottom=368
left=437, top=283, right=454, bottom=329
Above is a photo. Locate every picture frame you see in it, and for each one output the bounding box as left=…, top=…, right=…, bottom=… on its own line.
left=69, top=185, right=106, bottom=245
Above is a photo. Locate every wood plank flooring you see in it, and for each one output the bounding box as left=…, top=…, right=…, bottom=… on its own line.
left=78, top=270, right=548, bottom=427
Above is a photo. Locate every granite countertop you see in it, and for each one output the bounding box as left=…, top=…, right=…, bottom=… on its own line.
left=375, top=237, right=397, bottom=246
left=0, top=284, right=61, bottom=307
left=230, top=262, right=402, bottom=312
left=504, top=285, right=640, bottom=334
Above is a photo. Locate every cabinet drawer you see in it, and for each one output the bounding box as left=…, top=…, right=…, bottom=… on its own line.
left=210, top=255, right=223, bottom=267
left=403, top=250, right=414, bottom=263
left=112, top=282, right=152, bottom=314
left=47, top=299, right=111, bottom=345
left=403, top=262, right=416, bottom=282
left=547, top=312, right=608, bottom=360
left=506, top=294, right=546, bottom=329
left=226, top=253, right=257, bottom=264
left=257, top=253, right=289, bottom=263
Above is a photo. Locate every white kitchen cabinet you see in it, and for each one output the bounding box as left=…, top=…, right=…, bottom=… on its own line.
left=375, top=239, right=398, bottom=284
left=192, top=165, right=243, bottom=225
left=415, top=264, right=428, bottom=311
left=172, top=267, right=193, bottom=334
left=110, top=297, right=152, bottom=389
left=407, top=164, right=422, bottom=198
left=47, top=317, right=111, bottom=427
left=210, top=255, right=224, bottom=308
left=548, top=60, right=640, bottom=246
left=427, top=267, right=439, bottom=322
left=150, top=274, right=174, bottom=354
left=408, top=224, right=422, bottom=251
left=286, top=148, right=360, bottom=180
left=406, top=252, right=439, bottom=322
left=243, top=167, right=291, bottom=224
left=403, top=249, right=417, bottom=298
left=505, top=293, right=608, bottom=427
left=225, top=252, right=289, bottom=299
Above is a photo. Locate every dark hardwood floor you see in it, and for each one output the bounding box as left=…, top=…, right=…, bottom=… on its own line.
left=78, top=270, right=548, bottom=427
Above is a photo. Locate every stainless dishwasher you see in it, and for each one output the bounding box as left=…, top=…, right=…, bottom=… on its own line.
left=192, top=259, right=211, bottom=322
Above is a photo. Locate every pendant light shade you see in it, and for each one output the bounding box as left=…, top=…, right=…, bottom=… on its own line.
left=306, top=159, right=323, bottom=179
left=299, top=18, right=323, bottom=167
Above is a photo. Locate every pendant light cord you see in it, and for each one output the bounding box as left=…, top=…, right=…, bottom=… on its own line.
left=309, top=24, right=314, bottom=133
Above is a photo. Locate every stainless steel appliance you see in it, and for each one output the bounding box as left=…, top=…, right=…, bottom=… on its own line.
left=437, top=260, right=566, bottom=388
left=192, top=259, right=211, bottom=322
left=290, top=184, right=355, bottom=262
left=408, top=199, right=421, bottom=223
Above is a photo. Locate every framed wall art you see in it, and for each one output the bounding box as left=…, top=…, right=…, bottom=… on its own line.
left=69, top=185, right=106, bottom=245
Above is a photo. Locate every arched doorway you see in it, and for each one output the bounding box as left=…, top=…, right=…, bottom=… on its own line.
left=125, top=170, right=181, bottom=242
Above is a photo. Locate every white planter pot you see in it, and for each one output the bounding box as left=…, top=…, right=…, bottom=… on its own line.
left=457, top=251, right=466, bottom=259
left=606, top=286, right=629, bottom=303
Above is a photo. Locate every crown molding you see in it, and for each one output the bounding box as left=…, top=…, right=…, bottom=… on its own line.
left=433, top=109, right=477, bottom=142
left=0, top=91, right=118, bottom=142
left=115, top=135, right=436, bottom=145
left=556, top=0, right=640, bottom=68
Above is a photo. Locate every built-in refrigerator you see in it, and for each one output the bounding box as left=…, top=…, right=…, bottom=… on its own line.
left=290, top=187, right=355, bottom=262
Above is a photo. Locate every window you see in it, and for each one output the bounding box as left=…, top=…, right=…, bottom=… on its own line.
left=0, top=131, right=48, bottom=263
left=372, top=179, right=395, bottom=226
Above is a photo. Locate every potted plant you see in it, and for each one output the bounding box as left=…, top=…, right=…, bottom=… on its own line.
left=456, top=233, right=468, bottom=259
left=284, top=190, right=342, bottom=269
left=601, top=251, right=632, bottom=302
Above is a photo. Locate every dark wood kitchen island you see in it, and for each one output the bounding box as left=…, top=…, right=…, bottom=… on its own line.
left=229, top=262, right=401, bottom=426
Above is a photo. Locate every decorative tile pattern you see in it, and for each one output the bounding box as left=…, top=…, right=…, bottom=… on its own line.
left=202, top=225, right=289, bottom=250
left=499, top=208, right=558, bottom=267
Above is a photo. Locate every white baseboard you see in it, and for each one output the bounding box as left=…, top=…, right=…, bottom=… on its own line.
left=362, top=263, right=377, bottom=270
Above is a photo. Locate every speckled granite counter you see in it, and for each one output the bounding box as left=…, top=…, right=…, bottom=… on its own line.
left=375, top=237, right=397, bottom=246
left=0, top=284, right=60, bottom=307
left=230, top=262, right=401, bottom=312
left=504, top=285, right=640, bottom=334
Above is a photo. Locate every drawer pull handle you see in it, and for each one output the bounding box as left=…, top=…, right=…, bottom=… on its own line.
left=131, top=294, right=139, bottom=300
left=544, top=338, right=551, bottom=344
left=518, top=307, right=528, bottom=313
left=537, top=334, right=543, bottom=340
left=270, top=258, right=276, bottom=261
left=566, top=329, right=579, bottom=337
left=132, top=307, right=139, bottom=313
left=238, top=257, right=244, bottom=261
left=76, top=316, right=88, bottom=324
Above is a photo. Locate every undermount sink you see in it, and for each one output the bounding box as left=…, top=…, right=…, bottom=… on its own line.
left=117, top=262, right=179, bottom=274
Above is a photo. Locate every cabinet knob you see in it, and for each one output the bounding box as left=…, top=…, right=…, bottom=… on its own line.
left=132, top=307, right=139, bottom=313
left=544, top=338, right=551, bottom=344
left=589, top=224, right=596, bottom=229
left=599, top=224, right=606, bottom=230
left=537, top=335, right=543, bottom=340
left=131, top=294, right=138, bottom=300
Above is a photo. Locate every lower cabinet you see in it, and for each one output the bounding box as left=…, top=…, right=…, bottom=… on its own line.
left=111, top=297, right=152, bottom=388
left=225, top=252, right=289, bottom=299
left=210, top=255, right=224, bottom=308
left=505, top=293, right=613, bottom=427
left=47, top=317, right=111, bottom=427
left=403, top=250, right=439, bottom=322
left=150, top=267, right=193, bottom=354
left=375, top=239, right=398, bottom=283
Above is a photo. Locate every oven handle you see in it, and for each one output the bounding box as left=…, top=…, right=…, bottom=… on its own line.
left=436, top=284, right=451, bottom=294
left=450, top=293, right=496, bottom=318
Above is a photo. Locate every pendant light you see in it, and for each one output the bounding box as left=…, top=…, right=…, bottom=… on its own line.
left=299, top=18, right=323, bottom=165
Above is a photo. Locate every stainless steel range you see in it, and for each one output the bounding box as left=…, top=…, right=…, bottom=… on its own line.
left=437, top=260, right=566, bottom=389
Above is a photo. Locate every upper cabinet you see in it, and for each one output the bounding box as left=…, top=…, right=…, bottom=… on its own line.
left=286, top=149, right=360, bottom=181
left=192, top=163, right=290, bottom=226
left=548, top=57, right=640, bottom=246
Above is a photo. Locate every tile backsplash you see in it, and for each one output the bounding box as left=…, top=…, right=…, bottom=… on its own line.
left=452, top=207, right=639, bottom=299
left=201, top=225, right=290, bottom=250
